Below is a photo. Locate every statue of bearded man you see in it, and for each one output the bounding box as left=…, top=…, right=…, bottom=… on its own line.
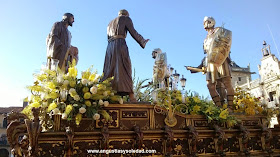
left=46, top=13, right=79, bottom=72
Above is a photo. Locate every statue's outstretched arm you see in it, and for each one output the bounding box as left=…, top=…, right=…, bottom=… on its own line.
left=125, top=17, right=147, bottom=48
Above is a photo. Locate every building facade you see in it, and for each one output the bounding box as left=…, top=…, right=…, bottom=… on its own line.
left=230, top=61, right=255, bottom=87
left=0, top=107, right=23, bottom=157
left=238, top=41, right=280, bottom=108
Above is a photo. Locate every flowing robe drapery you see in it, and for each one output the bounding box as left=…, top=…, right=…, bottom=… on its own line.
left=101, top=16, right=147, bottom=95
left=46, top=21, right=71, bottom=69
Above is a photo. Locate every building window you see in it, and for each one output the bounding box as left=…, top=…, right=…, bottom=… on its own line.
left=238, top=77, right=242, bottom=81
left=0, top=134, right=7, bottom=145
left=0, top=148, right=9, bottom=157
left=2, top=117, right=7, bottom=128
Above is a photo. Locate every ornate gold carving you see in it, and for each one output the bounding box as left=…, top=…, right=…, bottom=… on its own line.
left=164, top=126, right=174, bottom=156
left=73, top=140, right=100, bottom=155
left=242, top=120, right=260, bottom=126
left=101, top=126, right=109, bottom=150
left=186, top=125, right=198, bottom=156
left=164, top=116, right=177, bottom=127
left=237, top=123, right=250, bottom=156
left=7, top=120, right=27, bottom=156
left=143, top=139, right=164, bottom=156
left=65, top=126, right=74, bottom=156
left=260, top=123, right=273, bottom=155
left=25, top=107, right=41, bottom=157
left=53, top=115, right=61, bottom=131
left=84, top=122, right=95, bottom=131
left=6, top=103, right=280, bottom=156
left=194, top=120, right=209, bottom=127
left=134, top=126, right=143, bottom=149
left=197, top=138, right=215, bottom=154
left=141, top=121, right=150, bottom=130
left=121, top=110, right=148, bottom=119
left=186, top=118, right=192, bottom=126
left=155, top=119, right=163, bottom=129
left=119, top=121, right=129, bottom=131
left=179, top=121, right=186, bottom=129
left=7, top=110, right=28, bottom=123
left=224, top=137, right=240, bottom=152
left=96, top=110, right=119, bottom=128
left=213, top=124, right=225, bottom=156
left=149, top=108, right=155, bottom=129
left=108, top=139, right=134, bottom=153
left=38, top=141, right=66, bottom=156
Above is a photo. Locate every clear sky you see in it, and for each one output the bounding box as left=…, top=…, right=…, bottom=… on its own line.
left=1, top=0, right=280, bottom=107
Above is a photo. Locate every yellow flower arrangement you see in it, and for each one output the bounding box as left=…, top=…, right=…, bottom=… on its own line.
left=84, top=92, right=91, bottom=99
left=30, top=102, right=40, bottom=108
left=28, top=85, right=43, bottom=92
left=219, top=109, right=228, bottom=119
left=69, top=80, right=76, bottom=87
left=68, top=67, right=77, bottom=77
left=205, top=105, right=215, bottom=115
left=65, top=105, right=73, bottom=114
left=82, top=71, right=91, bottom=80
left=193, top=96, right=201, bottom=103
left=36, top=73, right=47, bottom=81
left=47, top=82, right=56, bottom=90
left=82, top=87, right=89, bottom=93
left=245, top=107, right=255, bottom=115
left=89, top=73, right=97, bottom=82
left=190, top=105, right=201, bottom=115
left=21, top=106, right=32, bottom=118
left=233, top=87, right=262, bottom=116
left=185, top=97, right=190, bottom=104
left=75, top=113, right=82, bottom=125
left=23, top=60, right=122, bottom=130
left=31, top=95, right=41, bottom=103
left=257, top=106, right=263, bottom=114
left=48, top=91, right=58, bottom=99
left=85, top=100, right=92, bottom=107
left=47, top=102, right=57, bottom=112
left=222, top=103, right=228, bottom=109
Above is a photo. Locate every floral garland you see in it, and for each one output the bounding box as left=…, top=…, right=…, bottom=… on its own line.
left=153, top=89, right=237, bottom=127
left=150, top=86, right=280, bottom=127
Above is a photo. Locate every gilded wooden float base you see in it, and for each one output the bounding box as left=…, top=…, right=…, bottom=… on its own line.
left=9, top=104, right=280, bottom=156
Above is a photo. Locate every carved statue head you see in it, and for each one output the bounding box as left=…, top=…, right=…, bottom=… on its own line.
left=203, top=16, right=215, bottom=29
left=134, top=125, right=141, bottom=132
left=118, top=9, right=129, bottom=17
left=65, top=126, right=73, bottom=135
left=152, top=48, right=162, bottom=59
left=62, top=13, right=74, bottom=27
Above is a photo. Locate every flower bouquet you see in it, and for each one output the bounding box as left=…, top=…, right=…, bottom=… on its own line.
left=22, top=60, right=122, bottom=129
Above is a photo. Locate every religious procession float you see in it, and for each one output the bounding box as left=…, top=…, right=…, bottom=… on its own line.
left=6, top=11, right=280, bottom=157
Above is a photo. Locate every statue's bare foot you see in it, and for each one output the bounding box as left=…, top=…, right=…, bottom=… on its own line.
left=129, top=93, right=137, bottom=102
left=129, top=98, right=137, bottom=102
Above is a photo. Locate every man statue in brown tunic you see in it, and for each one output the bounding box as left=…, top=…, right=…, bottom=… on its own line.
left=101, top=9, right=149, bottom=102
left=46, top=13, right=79, bottom=72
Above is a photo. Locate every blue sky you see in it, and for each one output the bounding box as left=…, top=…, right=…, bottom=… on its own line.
left=1, top=0, right=280, bottom=107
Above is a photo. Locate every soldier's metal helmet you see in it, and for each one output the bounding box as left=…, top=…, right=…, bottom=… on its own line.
left=62, top=13, right=74, bottom=26
left=118, top=9, right=129, bottom=16
left=203, top=16, right=215, bottom=29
